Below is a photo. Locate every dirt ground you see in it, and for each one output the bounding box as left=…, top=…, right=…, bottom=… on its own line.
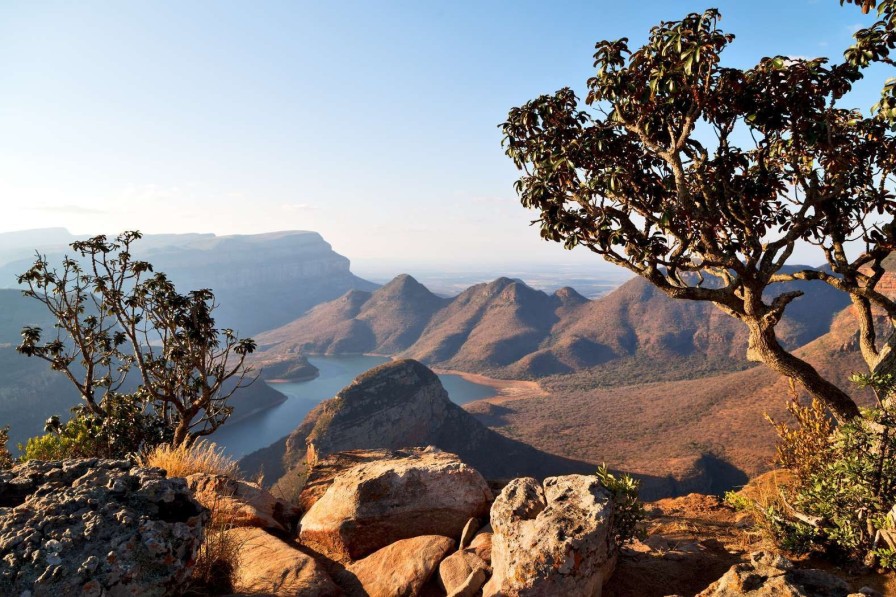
left=604, top=493, right=896, bottom=597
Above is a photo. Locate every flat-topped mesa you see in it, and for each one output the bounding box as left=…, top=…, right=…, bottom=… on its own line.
left=304, top=359, right=448, bottom=466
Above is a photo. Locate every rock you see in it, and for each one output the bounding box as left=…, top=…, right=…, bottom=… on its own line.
left=226, top=526, right=340, bottom=597
left=449, top=568, right=490, bottom=597
left=458, top=517, right=480, bottom=550
left=299, top=448, right=491, bottom=561
left=469, top=528, right=492, bottom=563
left=483, top=475, right=617, bottom=597
left=0, top=459, right=207, bottom=596
left=298, top=448, right=396, bottom=512
left=342, top=535, right=454, bottom=597
left=696, top=551, right=853, bottom=596
left=439, top=549, right=490, bottom=595
left=186, top=473, right=301, bottom=533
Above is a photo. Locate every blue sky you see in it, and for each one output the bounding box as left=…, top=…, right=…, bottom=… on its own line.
left=0, top=1, right=886, bottom=272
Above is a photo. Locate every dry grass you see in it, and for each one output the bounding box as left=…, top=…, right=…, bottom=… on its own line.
left=184, top=492, right=241, bottom=596
left=138, top=440, right=240, bottom=479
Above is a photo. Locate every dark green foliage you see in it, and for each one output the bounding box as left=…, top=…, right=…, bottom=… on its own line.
left=502, top=8, right=896, bottom=422
left=597, top=464, right=646, bottom=547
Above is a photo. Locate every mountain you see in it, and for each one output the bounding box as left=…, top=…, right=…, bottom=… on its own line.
left=463, top=303, right=875, bottom=497
left=254, top=269, right=851, bottom=380
left=256, top=274, right=447, bottom=356
left=0, top=229, right=378, bottom=335
left=239, top=359, right=598, bottom=485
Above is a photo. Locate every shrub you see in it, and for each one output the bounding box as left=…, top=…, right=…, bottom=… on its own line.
left=597, top=464, right=646, bottom=546
left=0, top=426, right=13, bottom=468
left=757, top=394, right=896, bottom=568
left=20, top=396, right=170, bottom=461
left=138, top=440, right=240, bottom=479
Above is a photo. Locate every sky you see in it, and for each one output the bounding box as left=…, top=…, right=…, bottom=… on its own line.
left=0, top=1, right=889, bottom=273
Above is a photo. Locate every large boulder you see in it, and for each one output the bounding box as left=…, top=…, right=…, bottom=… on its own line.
left=341, top=535, right=455, bottom=597
left=696, top=551, right=854, bottom=597
left=186, top=473, right=301, bottom=533
left=0, top=459, right=207, bottom=597
left=298, top=448, right=395, bottom=512
left=299, top=447, right=492, bottom=561
left=225, top=526, right=340, bottom=596
left=483, top=475, right=617, bottom=597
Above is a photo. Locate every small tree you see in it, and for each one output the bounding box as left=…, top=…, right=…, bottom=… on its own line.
left=17, top=231, right=257, bottom=449
left=502, top=9, right=896, bottom=422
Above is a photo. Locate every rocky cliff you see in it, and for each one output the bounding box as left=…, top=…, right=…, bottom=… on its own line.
left=240, top=359, right=596, bottom=486
left=0, top=229, right=378, bottom=336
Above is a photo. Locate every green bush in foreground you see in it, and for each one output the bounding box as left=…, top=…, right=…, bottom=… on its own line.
left=597, top=465, right=646, bottom=547
left=757, top=385, right=896, bottom=569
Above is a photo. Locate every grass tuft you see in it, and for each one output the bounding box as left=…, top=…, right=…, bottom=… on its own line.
left=138, top=440, right=240, bottom=479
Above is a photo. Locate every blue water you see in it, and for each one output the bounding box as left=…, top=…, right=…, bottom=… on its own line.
left=212, top=355, right=494, bottom=458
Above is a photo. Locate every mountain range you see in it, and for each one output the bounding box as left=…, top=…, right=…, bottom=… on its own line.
left=253, top=269, right=851, bottom=380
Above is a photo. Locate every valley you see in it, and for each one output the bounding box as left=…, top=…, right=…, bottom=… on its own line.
left=0, top=227, right=878, bottom=499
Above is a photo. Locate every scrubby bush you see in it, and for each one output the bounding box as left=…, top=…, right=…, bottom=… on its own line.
left=597, top=464, right=646, bottom=546
left=756, top=389, right=896, bottom=568
left=0, top=426, right=13, bottom=468
left=20, top=395, right=170, bottom=461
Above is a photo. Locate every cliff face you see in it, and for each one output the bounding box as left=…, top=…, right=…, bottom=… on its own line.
left=0, top=229, right=378, bottom=336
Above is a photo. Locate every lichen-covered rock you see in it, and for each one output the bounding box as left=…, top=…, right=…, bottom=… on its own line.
left=483, top=475, right=616, bottom=597
left=342, top=535, right=455, bottom=597
left=186, top=473, right=301, bottom=533
left=0, top=459, right=207, bottom=597
left=696, top=551, right=853, bottom=597
left=225, top=526, right=340, bottom=596
left=299, top=447, right=491, bottom=561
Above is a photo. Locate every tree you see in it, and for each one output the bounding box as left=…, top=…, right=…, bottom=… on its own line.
left=17, top=231, right=257, bottom=448
left=502, top=9, right=896, bottom=422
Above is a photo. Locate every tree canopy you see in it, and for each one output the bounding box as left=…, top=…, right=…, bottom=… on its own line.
left=502, top=8, right=896, bottom=421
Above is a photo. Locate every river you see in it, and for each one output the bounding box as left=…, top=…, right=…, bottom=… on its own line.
left=212, top=355, right=495, bottom=458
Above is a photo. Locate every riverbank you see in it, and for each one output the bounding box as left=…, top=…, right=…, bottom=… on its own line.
left=430, top=367, right=547, bottom=404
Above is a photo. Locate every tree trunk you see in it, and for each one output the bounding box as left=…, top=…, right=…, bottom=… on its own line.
left=747, top=321, right=861, bottom=423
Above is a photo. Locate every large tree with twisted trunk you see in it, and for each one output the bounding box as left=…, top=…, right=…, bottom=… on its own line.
left=502, top=8, right=896, bottom=422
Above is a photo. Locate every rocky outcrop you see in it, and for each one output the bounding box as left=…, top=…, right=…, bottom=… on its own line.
left=225, top=526, right=340, bottom=596
left=0, top=459, right=206, bottom=597
left=185, top=473, right=301, bottom=533
left=342, top=535, right=455, bottom=597
left=696, top=551, right=856, bottom=597
left=265, top=359, right=594, bottom=484
left=483, top=475, right=617, bottom=597
left=299, top=448, right=492, bottom=561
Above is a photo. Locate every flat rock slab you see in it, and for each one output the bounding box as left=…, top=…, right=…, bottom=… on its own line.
left=342, top=535, right=455, bottom=597
left=226, top=526, right=340, bottom=597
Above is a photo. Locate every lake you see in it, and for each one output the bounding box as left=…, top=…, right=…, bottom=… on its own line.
left=212, top=355, right=495, bottom=458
